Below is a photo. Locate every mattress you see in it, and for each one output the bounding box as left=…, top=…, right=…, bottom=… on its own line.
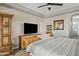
left=27, top=37, right=79, bottom=56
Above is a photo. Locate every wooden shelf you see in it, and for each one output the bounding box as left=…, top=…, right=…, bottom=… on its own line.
left=3, top=25, right=9, bottom=27
left=3, top=34, right=9, bottom=37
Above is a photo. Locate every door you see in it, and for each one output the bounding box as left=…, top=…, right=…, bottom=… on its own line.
left=0, top=16, right=2, bottom=47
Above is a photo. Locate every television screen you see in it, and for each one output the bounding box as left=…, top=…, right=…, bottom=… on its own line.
left=24, top=23, right=38, bottom=34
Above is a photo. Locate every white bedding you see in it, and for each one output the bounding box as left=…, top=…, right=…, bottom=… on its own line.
left=27, top=37, right=79, bottom=56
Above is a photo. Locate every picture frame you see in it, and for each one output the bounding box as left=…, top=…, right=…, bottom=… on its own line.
left=54, top=20, right=64, bottom=30
left=46, top=25, right=52, bottom=33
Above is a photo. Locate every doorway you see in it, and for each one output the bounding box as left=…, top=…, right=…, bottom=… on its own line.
left=69, top=15, right=79, bottom=39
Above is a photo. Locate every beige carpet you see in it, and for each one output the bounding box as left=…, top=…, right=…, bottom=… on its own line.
left=10, top=49, right=27, bottom=56
left=14, top=50, right=27, bottom=56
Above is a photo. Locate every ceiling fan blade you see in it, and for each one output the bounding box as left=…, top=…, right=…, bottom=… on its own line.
left=38, top=4, right=48, bottom=8
left=48, top=3, right=63, bottom=6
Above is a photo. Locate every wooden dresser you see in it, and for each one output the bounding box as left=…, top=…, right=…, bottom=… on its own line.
left=19, top=35, right=41, bottom=49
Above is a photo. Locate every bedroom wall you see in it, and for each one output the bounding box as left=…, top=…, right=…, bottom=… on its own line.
left=12, top=12, right=46, bottom=49
left=0, top=6, right=46, bottom=49
left=45, top=11, right=79, bottom=37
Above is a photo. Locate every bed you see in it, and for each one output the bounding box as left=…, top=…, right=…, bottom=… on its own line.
left=26, top=37, right=79, bottom=56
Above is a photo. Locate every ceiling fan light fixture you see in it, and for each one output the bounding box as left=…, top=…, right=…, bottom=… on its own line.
left=38, top=3, right=63, bottom=11
left=48, top=7, right=51, bottom=11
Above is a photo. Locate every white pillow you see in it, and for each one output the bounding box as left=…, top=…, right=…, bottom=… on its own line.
left=39, top=34, right=49, bottom=40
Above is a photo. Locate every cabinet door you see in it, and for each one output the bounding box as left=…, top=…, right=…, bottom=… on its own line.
left=3, top=37, right=9, bottom=46
left=0, top=16, right=2, bottom=47
left=2, top=17, right=10, bottom=46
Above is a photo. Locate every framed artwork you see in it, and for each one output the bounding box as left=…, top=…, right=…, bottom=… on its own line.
left=46, top=25, right=52, bottom=33
left=54, top=20, right=64, bottom=30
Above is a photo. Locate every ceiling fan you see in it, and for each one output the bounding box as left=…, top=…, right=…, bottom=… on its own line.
left=38, top=3, right=63, bottom=11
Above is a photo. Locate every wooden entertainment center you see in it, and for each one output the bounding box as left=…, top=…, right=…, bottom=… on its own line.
left=19, top=34, right=41, bottom=49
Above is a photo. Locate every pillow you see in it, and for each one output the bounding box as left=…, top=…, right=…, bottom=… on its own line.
left=39, top=34, right=49, bottom=40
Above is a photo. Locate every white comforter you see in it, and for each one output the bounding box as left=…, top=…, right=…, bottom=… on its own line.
left=27, top=37, right=79, bottom=56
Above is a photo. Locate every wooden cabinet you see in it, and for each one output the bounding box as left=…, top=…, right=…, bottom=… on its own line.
left=19, top=35, right=41, bottom=49
left=0, top=13, right=13, bottom=55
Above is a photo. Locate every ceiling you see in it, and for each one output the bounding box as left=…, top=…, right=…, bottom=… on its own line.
left=1, top=3, right=79, bottom=18
left=18, top=3, right=79, bottom=17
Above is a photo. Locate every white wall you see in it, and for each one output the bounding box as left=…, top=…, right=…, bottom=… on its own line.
left=45, top=11, right=79, bottom=37
left=0, top=6, right=46, bottom=49
left=12, top=12, right=45, bottom=48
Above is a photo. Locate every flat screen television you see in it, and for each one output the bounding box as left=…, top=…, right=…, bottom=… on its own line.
left=24, top=23, right=38, bottom=34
